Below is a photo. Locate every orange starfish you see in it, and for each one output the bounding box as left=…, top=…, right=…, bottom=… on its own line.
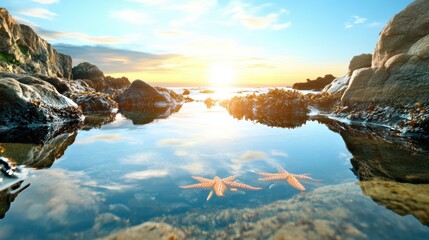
left=179, top=176, right=262, bottom=200
left=257, top=166, right=319, bottom=191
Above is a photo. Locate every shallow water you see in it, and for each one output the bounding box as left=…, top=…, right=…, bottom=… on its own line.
left=0, top=90, right=428, bottom=239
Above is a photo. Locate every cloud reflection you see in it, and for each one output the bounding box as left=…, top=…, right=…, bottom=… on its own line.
left=123, top=169, right=169, bottom=180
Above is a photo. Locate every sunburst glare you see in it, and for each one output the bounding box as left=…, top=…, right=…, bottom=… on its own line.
left=207, top=62, right=236, bottom=87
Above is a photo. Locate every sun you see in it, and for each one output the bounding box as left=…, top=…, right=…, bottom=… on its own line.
left=207, top=62, right=236, bottom=87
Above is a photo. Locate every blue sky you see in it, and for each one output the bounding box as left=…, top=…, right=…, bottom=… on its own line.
left=1, top=0, right=413, bottom=86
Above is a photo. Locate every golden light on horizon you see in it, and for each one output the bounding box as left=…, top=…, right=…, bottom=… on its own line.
left=207, top=62, right=236, bottom=87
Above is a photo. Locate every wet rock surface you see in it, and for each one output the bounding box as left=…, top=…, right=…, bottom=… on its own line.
left=105, top=76, right=130, bottom=90
left=152, top=183, right=429, bottom=239
left=67, top=91, right=117, bottom=114
left=318, top=117, right=429, bottom=183
left=0, top=9, right=72, bottom=78
left=0, top=73, right=82, bottom=127
left=221, top=89, right=309, bottom=128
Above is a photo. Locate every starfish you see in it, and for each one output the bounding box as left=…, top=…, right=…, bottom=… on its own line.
left=257, top=166, right=319, bottom=191
left=179, top=176, right=262, bottom=200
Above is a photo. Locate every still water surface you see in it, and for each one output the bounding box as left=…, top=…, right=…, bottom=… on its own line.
left=0, top=89, right=428, bottom=239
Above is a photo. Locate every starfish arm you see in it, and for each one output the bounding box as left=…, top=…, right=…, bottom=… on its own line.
left=258, top=175, right=288, bottom=181
left=191, top=176, right=213, bottom=183
left=224, top=181, right=262, bottom=190
left=287, top=175, right=306, bottom=191
left=222, top=175, right=237, bottom=182
left=214, top=182, right=227, bottom=196
left=179, top=182, right=213, bottom=189
left=256, top=172, right=278, bottom=177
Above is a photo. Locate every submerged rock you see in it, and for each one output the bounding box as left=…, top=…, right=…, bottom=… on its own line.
left=152, top=183, right=429, bottom=239
left=358, top=179, right=429, bottom=226
left=342, top=0, right=429, bottom=105
left=0, top=74, right=82, bottom=127
left=103, top=222, right=186, bottom=240
left=0, top=8, right=72, bottom=78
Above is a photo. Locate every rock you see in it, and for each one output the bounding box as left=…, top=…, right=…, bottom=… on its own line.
left=342, top=0, right=429, bottom=105
left=322, top=74, right=350, bottom=95
left=348, top=53, right=372, bottom=76
left=155, top=86, right=184, bottom=105
left=82, top=78, right=110, bottom=92
left=105, top=76, right=130, bottom=89
left=0, top=8, right=72, bottom=78
left=182, top=89, right=190, bottom=95
left=66, top=92, right=117, bottom=114
left=72, top=62, right=104, bottom=81
left=358, top=179, right=429, bottom=226
left=292, top=74, right=336, bottom=91
left=33, top=74, right=71, bottom=94
left=152, top=183, right=429, bottom=238
left=115, top=80, right=170, bottom=111
left=0, top=74, right=82, bottom=127
left=103, top=222, right=186, bottom=240
left=221, top=89, right=308, bottom=128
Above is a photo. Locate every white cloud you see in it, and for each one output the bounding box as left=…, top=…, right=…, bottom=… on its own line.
left=367, top=22, right=382, bottom=28
left=272, top=21, right=292, bottom=30
left=271, top=150, right=288, bottom=158
left=18, top=8, right=58, bottom=20
left=227, top=2, right=290, bottom=30
left=111, top=10, right=151, bottom=25
left=37, top=27, right=127, bottom=44
left=31, top=0, right=59, bottom=4
left=345, top=15, right=367, bottom=29
left=353, top=16, right=366, bottom=24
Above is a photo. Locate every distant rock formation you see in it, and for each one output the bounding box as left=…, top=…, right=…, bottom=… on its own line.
left=342, top=0, right=429, bottom=105
left=0, top=8, right=72, bottom=78
left=105, top=76, right=130, bottom=89
left=0, top=72, right=82, bottom=127
left=292, top=74, right=335, bottom=91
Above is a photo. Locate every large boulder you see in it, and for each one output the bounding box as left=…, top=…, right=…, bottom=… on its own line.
left=322, top=74, right=350, bottom=95
left=342, top=0, right=429, bottom=105
left=115, top=80, right=170, bottom=111
left=0, top=8, right=72, bottom=78
left=348, top=53, right=372, bottom=76
left=72, top=62, right=104, bottom=81
left=0, top=74, right=82, bottom=127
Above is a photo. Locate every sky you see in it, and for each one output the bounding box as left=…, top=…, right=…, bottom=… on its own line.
left=2, top=0, right=413, bottom=87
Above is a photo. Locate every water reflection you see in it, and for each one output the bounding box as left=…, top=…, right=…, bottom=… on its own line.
left=0, top=180, right=30, bottom=219
left=82, top=113, right=117, bottom=130
left=316, top=116, right=429, bottom=226
left=0, top=99, right=428, bottom=238
left=121, top=105, right=182, bottom=125
left=224, top=105, right=308, bottom=128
